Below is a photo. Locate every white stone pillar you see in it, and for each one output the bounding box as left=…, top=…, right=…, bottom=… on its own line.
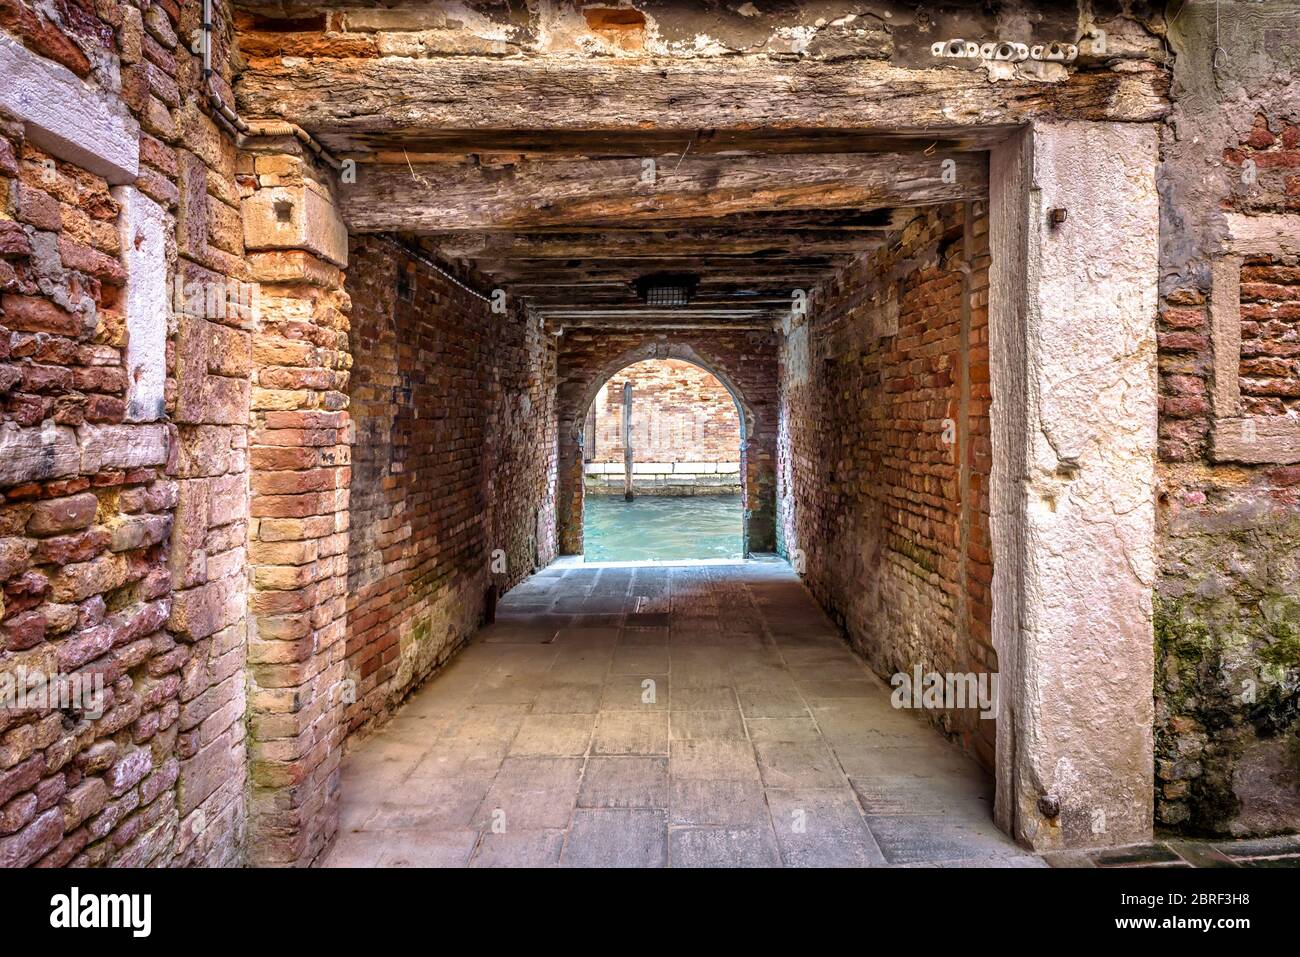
left=990, top=121, right=1159, bottom=849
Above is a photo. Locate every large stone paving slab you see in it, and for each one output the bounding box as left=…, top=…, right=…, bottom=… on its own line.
left=317, top=559, right=1038, bottom=868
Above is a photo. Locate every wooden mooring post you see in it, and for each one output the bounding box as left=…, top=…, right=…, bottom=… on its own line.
left=622, top=381, right=634, bottom=501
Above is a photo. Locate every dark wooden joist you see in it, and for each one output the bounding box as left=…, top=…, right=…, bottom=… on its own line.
left=343, top=127, right=1007, bottom=159
left=340, top=152, right=986, bottom=232
left=537, top=308, right=781, bottom=317
left=533, top=298, right=794, bottom=311
left=478, top=255, right=850, bottom=283
left=550, top=321, right=776, bottom=332
left=433, top=207, right=910, bottom=234
left=506, top=282, right=811, bottom=305
left=508, top=276, right=826, bottom=291
left=500, top=279, right=834, bottom=294
left=236, top=56, right=1169, bottom=136
left=429, top=230, right=885, bottom=260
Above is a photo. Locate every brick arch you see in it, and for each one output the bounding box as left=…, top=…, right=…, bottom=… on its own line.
left=567, top=343, right=754, bottom=446
left=556, top=332, right=778, bottom=556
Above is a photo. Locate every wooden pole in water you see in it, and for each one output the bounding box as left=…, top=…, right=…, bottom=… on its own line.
left=622, top=381, right=634, bottom=501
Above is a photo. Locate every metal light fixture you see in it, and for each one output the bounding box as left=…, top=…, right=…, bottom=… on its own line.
left=634, top=273, right=698, bottom=307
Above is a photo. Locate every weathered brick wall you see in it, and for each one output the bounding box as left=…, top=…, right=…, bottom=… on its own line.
left=0, top=0, right=249, bottom=866
left=343, top=237, right=556, bottom=738
left=237, top=142, right=353, bottom=866
left=779, top=202, right=994, bottom=766
left=1236, top=252, right=1300, bottom=417
left=1155, top=96, right=1300, bottom=833
left=557, top=332, right=777, bottom=555
left=587, top=358, right=740, bottom=465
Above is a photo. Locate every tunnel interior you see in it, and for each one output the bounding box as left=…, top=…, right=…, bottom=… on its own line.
left=6, top=0, right=1268, bottom=871
left=337, top=126, right=997, bottom=779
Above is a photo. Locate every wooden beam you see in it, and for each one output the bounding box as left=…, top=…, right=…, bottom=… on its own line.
left=552, top=321, right=775, bottom=332
left=423, top=207, right=909, bottom=234
left=236, top=57, right=1169, bottom=136
left=507, top=280, right=821, bottom=299
left=479, top=256, right=849, bottom=283
left=431, top=230, right=884, bottom=260
left=536, top=308, right=783, bottom=319
left=347, top=127, right=1000, bottom=159
left=340, top=152, right=986, bottom=232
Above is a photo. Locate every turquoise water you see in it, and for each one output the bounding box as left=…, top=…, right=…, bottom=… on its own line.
left=583, top=494, right=744, bottom=562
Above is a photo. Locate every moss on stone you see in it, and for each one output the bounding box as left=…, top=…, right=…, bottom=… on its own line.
left=1154, top=507, right=1300, bottom=836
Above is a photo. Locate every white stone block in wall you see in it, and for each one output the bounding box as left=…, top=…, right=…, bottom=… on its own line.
left=0, top=422, right=79, bottom=487
left=78, top=424, right=170, bottom=472
left=633, top=462, right=672, bottom=474
left=0, top=31, right=139, bottom=184
left=112, top=186, right=169, bottom=422
left=990, top=121, right=1158, bottom=849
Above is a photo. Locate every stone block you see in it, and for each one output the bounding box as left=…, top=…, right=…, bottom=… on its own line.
left=77, top=424, right=169, bottom=473
left=112, top=186, right=169, bottom=423
left=0, top=422, right=79, bottom=488
left=26, top=492, right=99, bottom=535
left=243, top=181, right=348, bottom=268
left=0, top=33, right=139, bottom=184
left=0, top=808, right=62, bottom=868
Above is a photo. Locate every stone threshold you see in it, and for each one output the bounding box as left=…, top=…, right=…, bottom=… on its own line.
left=1043, top=834, right=1300, bottom=868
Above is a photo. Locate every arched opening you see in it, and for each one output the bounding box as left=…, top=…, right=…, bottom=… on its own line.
left=557, top=338, right=773, bottom=559
left=580, top=358, right=746, bottom=561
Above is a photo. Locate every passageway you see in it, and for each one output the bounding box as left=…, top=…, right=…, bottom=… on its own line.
left=6, top=0, right=1290, bottom=873
left=320, top=560, right=1035, bottom=868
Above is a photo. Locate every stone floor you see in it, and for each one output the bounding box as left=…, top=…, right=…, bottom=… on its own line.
left=319, top=558, right=1043, bottom=868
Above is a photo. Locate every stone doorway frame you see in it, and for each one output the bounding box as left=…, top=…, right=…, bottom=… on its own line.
left=988, top=121, right=1160, bottom=850
left=238, top=120, right=1160, bottom=861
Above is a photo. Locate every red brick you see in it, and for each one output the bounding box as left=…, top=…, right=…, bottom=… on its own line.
left=26, top=492, right=99, bottom=535
left=0, top=808, right=63, bottom=868
left=1, top=294, right=83, bottom=336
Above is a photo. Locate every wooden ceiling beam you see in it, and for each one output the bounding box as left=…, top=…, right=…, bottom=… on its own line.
left=480, top=258, right=849, bottom=285
left=430, top=230, right=884, bottom=260
left=236, top=56, right=1168, bottom=137
left=338, top=152, right=985, bottom=232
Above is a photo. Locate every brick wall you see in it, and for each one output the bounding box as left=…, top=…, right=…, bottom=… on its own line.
left=587, top=358, right=741, bottom=465
left=557, top=333, right=777, bottom=555
left=1238, top=256, right=1300, bottom=417
left=779, top=202, right=994, bottom=766
left=343, top=237, right=556, bottom=737
left=237, top=142, right=352, bottom=866
left=1154, top=109, right=1300, bottom=836
left=0, top=0, right=248, bottom=866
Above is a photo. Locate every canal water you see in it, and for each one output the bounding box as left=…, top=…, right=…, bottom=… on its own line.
left=583, top=494, right=744, bottom=562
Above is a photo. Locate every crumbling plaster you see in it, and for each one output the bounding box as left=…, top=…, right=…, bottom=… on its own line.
left=235, top=0, right=1167, bottom=67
